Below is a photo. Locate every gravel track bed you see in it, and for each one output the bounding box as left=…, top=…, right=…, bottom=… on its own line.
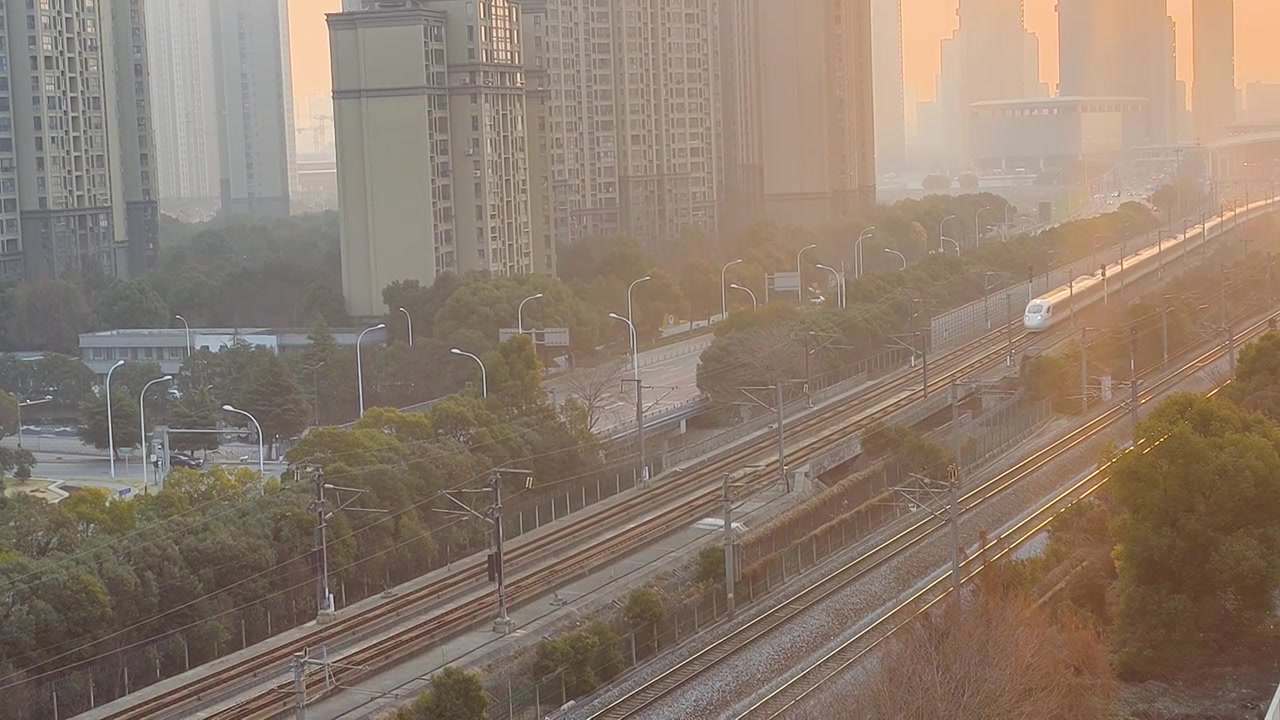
left=565, top=355, right=1230, bottom=720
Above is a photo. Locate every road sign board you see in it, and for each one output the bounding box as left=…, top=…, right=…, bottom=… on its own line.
left=769, top=271, right=801, bottom=293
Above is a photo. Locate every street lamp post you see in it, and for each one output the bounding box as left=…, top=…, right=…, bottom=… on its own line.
left=855, top=227, right=876, bottom=279
left=729, top=283, right=757, bottom=310
left=608, top=313, right=639, bottom=379
left=815, top=264, right=844, bottom=309
left=626, top=276, right=651, bottom=378
left=174, top=315, right=192, bottom=356
left=222, top=404, right=264, bottom=476
left=397, top=307, right=413, bottom=347
left=796, top=244, right=817, bottom=303
left=939, top=214, right=957, bottom=254
left=355, top=323, right=386, bottom=418
left=720, top=258, right=744, bottom=320
left=450, top=348, right=487, bottom=398
left=139, top=375, right=173, bottom=487
left=16, top=396, right=52, bottom=449
left=105, top=360, right=125, bottom=478
left=884, top=248, right=907, bottom=270
left=974, top=206, right=991, bottom=248
left=517, top=293, right=543, bottom=334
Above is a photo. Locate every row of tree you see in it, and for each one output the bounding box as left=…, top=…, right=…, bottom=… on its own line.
left=0, top=336, right=617, bottom=718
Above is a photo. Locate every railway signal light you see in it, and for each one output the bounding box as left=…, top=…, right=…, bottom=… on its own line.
left=1100, top=264, right=1107, bottom=279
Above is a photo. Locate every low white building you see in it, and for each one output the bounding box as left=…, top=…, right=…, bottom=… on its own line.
left=78, top=327, right=388, bottom=379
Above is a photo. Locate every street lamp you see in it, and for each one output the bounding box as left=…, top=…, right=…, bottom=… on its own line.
left=450, top=348, right=487, bottom=398
left=720, top=258, right=744, bottom=320
left=608, top=313, right=639, bottom=379
left=729, top=283, right=757, bottom=310
left=221, top=404, right=264, bottom=476
left=939, top=214, right=957, bottom=254
left=356, top=323, right=385, bottom=418
left=517, top=293, right=543, bottom=334
left=174, top=315, right=191, bottom=356
left=884, top=248, right=907, bottom=270
left=626, top=276, right=651, bottom=378
left=796, top=244, right=817, bottom=303
left=855, top=227, right=876, bottom=278
left=974, top=206, right=991, bottom=247
left=397, top=307, right=413, bottom=347
left=815, top=264, right=844, bottom=309
left=105, top=359, right=125, bottom=479
left=16, top=395, right=52, bottom=449
left=139, top=375, right=173, bottom=487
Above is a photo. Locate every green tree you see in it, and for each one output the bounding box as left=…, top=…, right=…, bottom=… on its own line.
left=402, top=666, right=488, bottom=720
left=6, top=280, right=93, bottom=353
left=235, top=354, right=310, bottom=457
left=0, top=391, right=18, bottom=438
left=170, top=386, right=222, bottom=453
left=78, top=392, right=142, bottom=457
left=94, top=279, right=170, bottom=329
left=679, top=259, right=721, bottom=320
left=623, top=587, right=666, bottom=629
left=1110, top=394, right=1280, bottom=677
left=696, top=545, right=725, bottom=585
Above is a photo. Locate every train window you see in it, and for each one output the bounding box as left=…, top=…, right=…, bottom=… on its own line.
left=1045, top=305, right=1053, bottom=316
left=1027, top=303, right=1044, bottom=314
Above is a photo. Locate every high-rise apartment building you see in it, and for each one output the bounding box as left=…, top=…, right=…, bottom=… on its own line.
left=1058, top=0, right=1178, bottom=145
left=1245, top=82, right=1280, bottom=123
left=720, top=0, right=876, bottom=226
left=0, top=0, right=158, bottom=280
left=871, top=0, right=905, bottom=174
left=936, top=0, right=1043, bottom=166
left=522, top=0, right=719, bottom=248
left=1192, top=0, right=1236, bottom=142
left=329, top=0, right=534, bottom=317
left=210, top=0, right=296, bottom=219
left=147, top=0, right=220, bottom=213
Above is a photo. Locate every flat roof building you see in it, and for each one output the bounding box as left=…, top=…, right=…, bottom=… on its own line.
left=968, top=97, right=1150, bottom=173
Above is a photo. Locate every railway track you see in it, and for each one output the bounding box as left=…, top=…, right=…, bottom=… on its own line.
left=96, top=323, right=1029, bottom=720
left=588, top=305, right=1274, bottom=720
left=733, top=312, right=1272, bottom=720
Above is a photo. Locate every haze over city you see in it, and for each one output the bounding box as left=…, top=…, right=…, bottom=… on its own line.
left=3, top=0, right=1280, bottom=719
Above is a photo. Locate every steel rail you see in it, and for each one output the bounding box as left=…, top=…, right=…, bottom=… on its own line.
left=97, top=323, right=1025, bottom=720
left=736, top=309, right=1275, bottom=719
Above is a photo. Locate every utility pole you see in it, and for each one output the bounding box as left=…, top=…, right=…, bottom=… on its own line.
left=722, top=473, right=737, bottom=618
left=1268, top=252, right=1275, bottom=310
left=802, top=332, right=812, bottom=408
left=919, top=330, right=929, bottom=399
left=1005, top=289, right=1015, bottom=367
left=775, top=383, right=787, bottom=492
left=1160, top=298, right=1169, bottom=369
left=307, top=470, right=385, bottom=624
left=1079, top=328, right=1089, bottom=415
left=489, top=468, right=514, bottom=634
left=622, top=378, right=649, bottom=487
left=1128, top=326, right=1139, bottom=427
left=1221, top=266, right=1235, bottom=373
left=292, top=653, right=307, bottom=720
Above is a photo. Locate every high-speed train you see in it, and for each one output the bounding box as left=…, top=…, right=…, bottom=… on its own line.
left=1023, top=200, right=1267, bottom=332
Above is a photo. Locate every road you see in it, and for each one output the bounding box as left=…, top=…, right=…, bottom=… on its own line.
left=1, top=435, right=277, bottom=488
left=546, top=334, right=712, bottom=434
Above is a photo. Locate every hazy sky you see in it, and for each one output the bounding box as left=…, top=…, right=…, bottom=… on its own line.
left=287, top=0, right=1280, bottom=119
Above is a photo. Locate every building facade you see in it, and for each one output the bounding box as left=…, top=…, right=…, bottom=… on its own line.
left=719, top=0, right=875, bottom=226
left=969, top=97, right=1151, bottom=173
left=1192, top=0, right=1236, bottom=142
left=146, top=0, right=219, bottom=216
left=330, top=0, right=534, bottom=317
left=936, top=0, right=1044, bottom=167
left=521, top=0, right=719, bottom=249
left=0, top=0, right=158, bottom=280
left=1245, top=82, right=1280, bottom=123
left=870, top=0, right=905, bottom=174
left=210, top=0, right=297, bottom=219
left=1058, top=0, right=1177, bottom=146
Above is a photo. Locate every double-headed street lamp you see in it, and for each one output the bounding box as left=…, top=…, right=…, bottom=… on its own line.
left=451, top=348, right=487, bottom=398
left=105, top=360, right=125, bottom=478
left=16, top=395, right=52, bottom=449
left=222, top=404, right=264, bottom=476
left=939, top=214, right=958, bottom=255
left=518, top=293, right=543, bottom=335
left=626, top=276, right=650, bottom=377
left=815, top=264, right=845, bottom=309
left=355, top=323, right=386, bottom=418
left=397, top=307, right=413, bottom=347
left=139, top=375, right=173, bottom=487
left=720, top=258, right=744, bottom=319
left=729, top=283, right=757, bottom=310
left=884, top=248, right=908, bottom=271
left=974, top=206, right=991, bottom=247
